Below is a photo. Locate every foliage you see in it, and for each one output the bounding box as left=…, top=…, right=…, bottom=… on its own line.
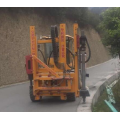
left=87, top=11, right=101, bottom=30
left=92, top=79, right=120, bottom=112
left=1, top=7, right=103, bottom=30
left=99, top=7, right=120, bottom=57
left=92, top=89, right=111, bottom=112
left=43, top=7, right=101, bottom=28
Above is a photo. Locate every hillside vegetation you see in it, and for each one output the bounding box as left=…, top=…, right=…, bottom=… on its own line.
left=98, top=7, right=120, bottom=57
left=41, top=7, right=101, bottom=29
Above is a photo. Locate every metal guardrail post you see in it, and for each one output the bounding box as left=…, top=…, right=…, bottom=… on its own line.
left=104, top=100, right=118, bottom=112
left=104, top=80, right=118, bottom=112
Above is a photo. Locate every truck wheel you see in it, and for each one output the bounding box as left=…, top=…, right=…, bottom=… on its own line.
left=29, top=86, right=42, bottom=102
left=67, top=92, right=76, bottom=101
left=29, top=86, right=36, bottom=102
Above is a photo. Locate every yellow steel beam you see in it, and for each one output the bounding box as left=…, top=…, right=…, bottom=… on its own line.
left=30, top=26, right=38, bottom=92
left=37, top=38, right=59, bottom=44
left=32, top=55, right=59, bottom=78
left=37, top=35, right=73, bottom=44
left=74, top=24, right=78, bottom=53
left=30, top=26, right=37, bottom=56
left=73, top=23, right=79, bottom=96
left=34, top=76, right=73, bottom=80
left=59, top=24, right=66, bottom=65
left=34, top=86, right=71, bottom=91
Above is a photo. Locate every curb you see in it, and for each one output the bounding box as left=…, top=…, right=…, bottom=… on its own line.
left=87, top=59, right=113, bottom=69
left=0, top=81, right=29, bottom=89
left=77, top=70, right=120, bottom=112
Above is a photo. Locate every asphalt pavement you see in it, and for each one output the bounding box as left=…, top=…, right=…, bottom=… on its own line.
left=0, top=58, right=119, bottom=112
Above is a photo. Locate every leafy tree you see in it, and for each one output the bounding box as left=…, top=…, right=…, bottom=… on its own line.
left=87, top=11, right=101, bottom=30
left=99, top=7, right=120, bottom=57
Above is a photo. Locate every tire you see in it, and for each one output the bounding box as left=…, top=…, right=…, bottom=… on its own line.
left=67, top=92, right=76, bottom=101
left=29, top=86, right=36, bottom=102
left=29, top=86, right=42, bottom=102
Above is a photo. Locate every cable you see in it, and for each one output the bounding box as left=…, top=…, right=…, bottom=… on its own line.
left=38, top=49, right=47, bottom=65
left=54, top=25, right=58, bottom=38
left=48, top=25, right=75, bottom=86
left=85, top=38, right=91, bottom=63
left=66, top=47, right=75, bottom=69
left=47, top=45, right=59, bottom=65
left=51, top=26, right=59, bottom=66
left=47, top=50, right=53, bottom=65
left=80, top=34, right=91, bottom=63
left=52, top=78, right=65, bottom=87
left=48, top=46, right=75, bottom=69
left=51, top=26, right=75, bottom=69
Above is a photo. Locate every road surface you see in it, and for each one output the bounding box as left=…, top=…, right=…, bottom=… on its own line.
left=0, top=58, right=119, bottom=112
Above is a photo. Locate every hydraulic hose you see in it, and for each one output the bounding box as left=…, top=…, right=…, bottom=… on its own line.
left=80, top=32, right=91, bottom=63
left=48, top=47, right=75, bottom=69
left=47, top=50, right=53, bottom=65
left=85, top=37, right=91, bottom=63
left=51, top=26, right=59, bottom=67
left=38, top=49, right=47, bottom=65
left=66, top=47, right=75, bottom=69
left=54, top=25, right=58, bottom=38
left=79, top=32, right=91, bottom=103
left=51, top=25, right=75, bottom=70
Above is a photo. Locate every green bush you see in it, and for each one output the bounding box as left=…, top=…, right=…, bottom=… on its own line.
left=98, top=7, right=120, bottom=57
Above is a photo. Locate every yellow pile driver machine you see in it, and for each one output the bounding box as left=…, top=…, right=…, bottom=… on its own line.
left=25, top=23, right=91, bottom=103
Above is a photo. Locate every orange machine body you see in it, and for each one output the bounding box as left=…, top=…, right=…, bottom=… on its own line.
left=26, top=23, right=81, bottom=101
